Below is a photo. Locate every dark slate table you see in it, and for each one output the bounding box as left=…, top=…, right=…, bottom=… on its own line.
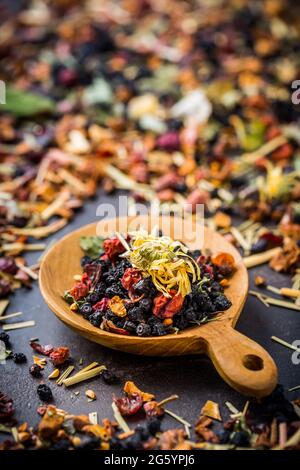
left=1, top=190, right=299, bottom=431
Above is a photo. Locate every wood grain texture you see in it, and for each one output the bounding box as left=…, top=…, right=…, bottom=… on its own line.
left=39, top=215, right=278, bottom=397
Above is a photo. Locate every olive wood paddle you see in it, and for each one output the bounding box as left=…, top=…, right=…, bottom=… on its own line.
left=40, top=216, right=278, bottom=397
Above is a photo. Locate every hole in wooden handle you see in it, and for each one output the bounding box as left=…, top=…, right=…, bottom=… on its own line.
left=242, top=354, right=264, bottom=371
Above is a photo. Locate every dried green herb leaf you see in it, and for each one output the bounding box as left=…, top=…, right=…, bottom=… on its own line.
left=2, top=86, right=55, bottom=116
left=79, top=236, right=104, bottom=259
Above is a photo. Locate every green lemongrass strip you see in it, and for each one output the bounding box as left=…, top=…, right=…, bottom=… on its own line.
left=243, top=222, right=261, bottom=234
left=292, top=403, right=300, bottom=419
left=281, top=427, right=300, bottom=449
left=1, top=243, right=46, bottom=252
left=11, top=427, right=19, bottom=443
left=0, top=424, right=12, bottom=434
left=112, top=402, right=131, bottom=433
left=56, top=366, right=75, bottom=386
left=184, top=424, right=191, bottom=439
left=242, top=401, right=250, bottom=417
left=230, top=227, right=251, bottom=252
left=266, top=297, right=300, bottom=311
left=259, top=296, right=270, bottom=308
left=288, top=385, right=300, bottom=392
left=242, top=135, right=287, bottom=163
left=0, top=299, right=9, bottom=316
left=218, top=188, right=233, bottom=203
left=15, top=262, right=39, bottom=281
left=271, top=336, right=300, bottom=353
left=225, top=401, right=240, bottom=415
left=237, top=219, right=255, bottom=232
left=105, top=164, right=155, bottom=197
left=63, top=365, right=106, bottom=387
left=0, top=312, right=22, bottom=321
left=249, top=290, right=270, bottom=307
left=89, top=412, right=98, bottom=425
left=157, top=394, right=179, bottom=407
left=3, top=320, right=35, bottom=331
left=266, top=285, right=281, bottom=295
left=164, top=409, right=191, bottom=428
left=72, top=362, right=99, bottom=377
left=243, top=247, right=281, bottom=268
left=249, top=290, right=300, bottom=311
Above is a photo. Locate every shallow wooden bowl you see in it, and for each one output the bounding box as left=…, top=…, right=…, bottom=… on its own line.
left=40, top=215, right=278, bottom=397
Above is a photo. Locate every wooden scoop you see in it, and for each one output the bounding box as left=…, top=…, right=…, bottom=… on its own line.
left=39, top=216, right=278, bottom=397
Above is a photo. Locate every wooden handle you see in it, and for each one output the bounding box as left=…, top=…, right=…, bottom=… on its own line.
left=205, top=325, right=278, bottom=397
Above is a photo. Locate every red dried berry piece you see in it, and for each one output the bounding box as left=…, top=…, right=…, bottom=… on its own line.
left=144, top=401, right=164, bottom=418
left=121, top=268, right=142, bottom=291
left=70, top=281, right=90, bottom=300
left=113, top=392, right=143, bottom=416
left=93, top=297, right=109, bottom=312
left=49, top=347, right=70, bottom=366
left=211, top=253, right=235, bottom=275
left=0, top=392, right=14, bottom=421
left=103, top=236, right=126, bottom=261
left=153, top=291, right=184, bottom=318
left=260, top=232, right=283, bottom=247
left=103, top=319, right=130, bottom=336
left=30, top=342, right=54, bottom=356
left=0, top=257, right=18, bottom=275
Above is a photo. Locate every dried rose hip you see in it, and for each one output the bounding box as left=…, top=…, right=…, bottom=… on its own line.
left=121, top=268, right=142, bottom=291
left=49, top=347, right=70, bottom=366
left=30, top=342, right=54, bottom=356
left=0, top=392, right=14, bottom=421
left=103, top=236, right=126, bottom=261
left=113, top=392, right=143, bottom=416
left=153, top=291, right=184, bottom=318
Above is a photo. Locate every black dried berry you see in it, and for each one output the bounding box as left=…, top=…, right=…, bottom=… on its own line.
left=94, top=282, right=106, bottom=296
left=127, top=307, right=144, bottom=322
left=139, top=298, right=153, bottom=313
left=125, top=432, right=143, bottom=450
left=0, top=332, right=10, bottom=347
left=89, top=311, right=102, bottom=327
left=214, top=295, right=232, bottom=311
left=86, top=291, right=101, bottom=304
left=217, top=429, right=231, bottom=444
left=136, top=323, right=151, bottom=337
left=151, top=323, right=167, bottom=336
left=13, top=353, right=27, bottom=364
left=147, top=418, right=161, bottom=436
left=51, top=439, right=71, bottom=450
left=76, top=436, right=101, bottom=450
left=79, top=302, right=93, bottom=319
left=37, top=384, right=53, bottom=402
left=80, top=255, right=92, bottom=267
left=123, top=320, right=137, bottom=332
left=134, top=278, right=156, bottom=297
left=230, top=430, right=250, bottom=447
left=102, top=369, right=119, bottom=384
left=105, top=284, right=125, bottom=298
left=29, top=364, right=42, bottom=378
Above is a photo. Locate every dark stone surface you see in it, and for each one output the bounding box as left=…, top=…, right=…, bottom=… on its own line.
left=0, top=190, right=299, bottom=431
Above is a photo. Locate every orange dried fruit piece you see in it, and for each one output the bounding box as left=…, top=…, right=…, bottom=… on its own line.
left=108, top=296, right=127, bottom=317
left=200, top=400, right=222, bottom=421
left=123, top=381, right=155, bottom=402
left=213, top=211, right=232, bottom=229
left=211, top=252, right=235, bottom=270
left=255, top=275, right=266, bottom=287
left=85, top=390, right=96, bottom=400
left=33, top=356, right=47, bottom=368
